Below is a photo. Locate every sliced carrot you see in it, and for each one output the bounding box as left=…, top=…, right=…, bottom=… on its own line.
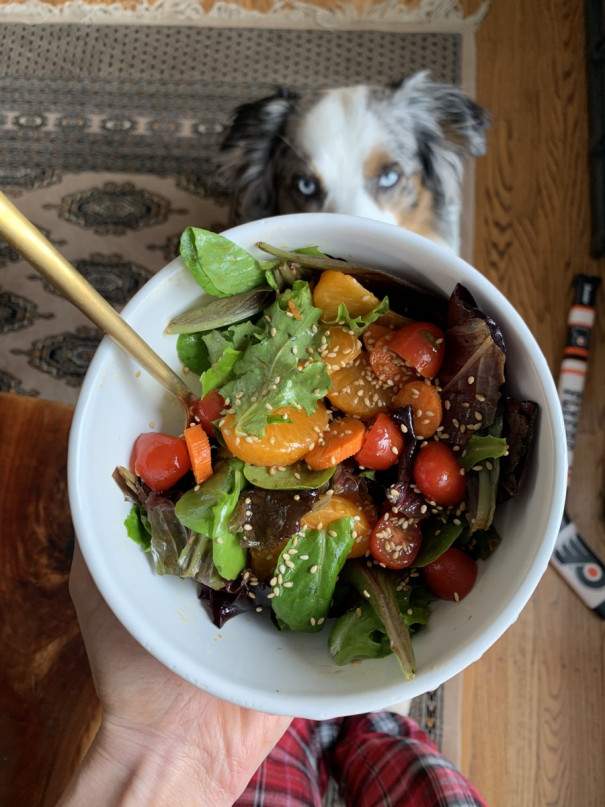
left=392, top=379, right=443, bottom=438
left=300, top=494, right=375, bottom=558
left=304, top=416, right=366, bottom=471
left=184, top=423, right=213, bottom=484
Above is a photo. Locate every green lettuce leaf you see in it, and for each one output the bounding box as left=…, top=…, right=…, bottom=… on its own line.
left=328, top=578, right=433, bottom=666
left=243, top=462, right=335, bottom=490
left=176, top=333, right=211, bottom=376
left=124, top=505, right=151, bottom=550
left=270, top=516, right=355, bottom=633
left=327, top=296, right=390, bottom=336
left=219, top=281, right=331, bottom=437
left=413, top=518, right=464, bottom=567
left=340, top=560, right=416, bottom=679
left=175, top=458, right=247, bottom=580
left=329, top=601, right=393, bottom=665
left=180, top=227, right=271, bottom=297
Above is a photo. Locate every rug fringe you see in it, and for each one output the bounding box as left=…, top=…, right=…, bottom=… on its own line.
left=1, top=0, right=491, bottom=30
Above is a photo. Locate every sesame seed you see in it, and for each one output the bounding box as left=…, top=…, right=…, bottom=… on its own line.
left=310, top=617, right=316, bottom=626
left=356, top=607, right=362, bottom=617
left=467, top=376, right=475, bottom=385
left=362, top=589, right=371, bottom=598
left=243, top=524, right=253, bottom=531
left=273, top=587, right=280, bottom=597
left=283, top=581, right=294, bottom=588
left=309, top=565, right=319, bottom=574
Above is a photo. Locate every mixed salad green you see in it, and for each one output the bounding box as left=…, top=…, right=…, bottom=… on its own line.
left=114, top=228, right=538, bottom=680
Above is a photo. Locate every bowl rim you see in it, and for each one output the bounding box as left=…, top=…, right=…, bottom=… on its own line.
left=68, top=213, right=568, bottom=717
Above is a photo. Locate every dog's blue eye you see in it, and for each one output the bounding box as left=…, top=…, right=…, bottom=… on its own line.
left=378, top=168, right=401, bottom=189
left=297, top=176, right=317, bottom=196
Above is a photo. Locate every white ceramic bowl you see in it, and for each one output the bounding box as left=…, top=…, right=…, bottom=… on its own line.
left=68, top=213, right=567, bottom=719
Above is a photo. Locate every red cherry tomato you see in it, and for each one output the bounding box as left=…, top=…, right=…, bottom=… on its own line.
left=131, top=432, right=191, bottom=492
left=388, top=321, right=445, bottom=379
left=354, top=413, right=404, bottom=471
left=370, top=513, right=423, bottom=569
left=423, top=547, right=478, bottom=601
left=413, top=441, right=466, bottom=507
left=191, top=389, right=225, bottom=435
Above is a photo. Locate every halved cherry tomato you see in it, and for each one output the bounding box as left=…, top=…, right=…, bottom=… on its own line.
left=370, top=513, right=423, bottom=569
left=355, top=413, right=404, bottom=470
left=191, top=389, right=225, bottom=435
left=388, top=321, right=445, bottom=379
left=423, top=547, right=478, bottom=601
left=368, top=334, right=417, bottom=388
left=413, top=441, right=466, bottom=507
left=132, top=432, right=191, bottom=492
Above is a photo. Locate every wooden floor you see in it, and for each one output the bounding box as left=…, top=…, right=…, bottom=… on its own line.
left=459, top=2, right=605, bottom=806
left=1, top=2, right=604, bottom=806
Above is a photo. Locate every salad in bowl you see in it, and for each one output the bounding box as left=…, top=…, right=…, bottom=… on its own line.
left=68, top=214, right=566, bottom=718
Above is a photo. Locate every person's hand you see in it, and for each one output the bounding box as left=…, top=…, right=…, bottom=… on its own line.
left=58, top=543, right=291, bottom=807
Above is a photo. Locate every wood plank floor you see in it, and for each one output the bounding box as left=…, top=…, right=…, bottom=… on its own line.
left=460, top=2, right=605, bottom=806
left=2, top=2, right=603, bottom=805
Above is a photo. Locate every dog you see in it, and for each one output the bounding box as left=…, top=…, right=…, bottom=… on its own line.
left=219, top=72, right=489, bottom=255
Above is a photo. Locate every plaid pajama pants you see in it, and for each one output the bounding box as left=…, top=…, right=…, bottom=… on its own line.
left=235, top=712, right=488, bottom=807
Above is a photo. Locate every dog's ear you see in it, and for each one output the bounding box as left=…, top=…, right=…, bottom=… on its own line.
left=390, top=72, right=490, bottom=200
left=220, top=87, right=299, bottom=224
left=391, top=71, right=490, bottom=158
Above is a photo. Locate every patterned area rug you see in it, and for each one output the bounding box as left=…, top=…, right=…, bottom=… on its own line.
left=0, top=16, right=475, bottom=762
